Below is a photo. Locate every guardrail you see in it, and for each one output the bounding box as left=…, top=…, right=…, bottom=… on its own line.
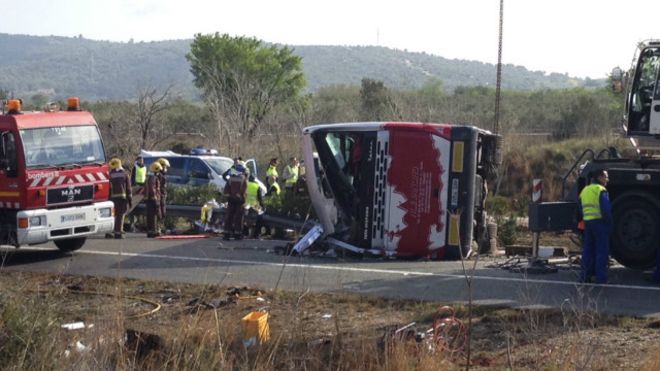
left=130, top=204, right=307, bottom=230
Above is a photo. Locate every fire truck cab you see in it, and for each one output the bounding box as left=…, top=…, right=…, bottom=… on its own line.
left=303, top=122, right=501, bottom=259
left=0, top=98, right=114, bottom=251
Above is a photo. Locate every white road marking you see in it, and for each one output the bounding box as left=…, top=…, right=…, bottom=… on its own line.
left=24, top=247, right=660, bottom=292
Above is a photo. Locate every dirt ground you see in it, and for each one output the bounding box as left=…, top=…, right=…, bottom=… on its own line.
left=1, top=270, right=658, bottom=370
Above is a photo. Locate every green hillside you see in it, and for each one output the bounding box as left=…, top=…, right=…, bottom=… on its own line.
left=0, top=33, right=605, bottom=101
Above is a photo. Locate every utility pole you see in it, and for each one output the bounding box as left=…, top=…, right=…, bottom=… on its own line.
left=494, top=0, right=504, bottom=134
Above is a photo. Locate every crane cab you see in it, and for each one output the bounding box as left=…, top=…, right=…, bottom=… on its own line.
left=620, top=40, right=660, bottom=153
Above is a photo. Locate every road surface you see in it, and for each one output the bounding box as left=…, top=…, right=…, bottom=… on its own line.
left=2, top=233, right=659, bottom=318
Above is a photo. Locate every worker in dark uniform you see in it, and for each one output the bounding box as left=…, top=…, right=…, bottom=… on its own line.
left=579, top=169, right=612, bottom=284
left=157, top=157, right=170, bottom=234
left=653, top=245, right=660, bottom=284
left=223, top=164, right=247, bottom=240
left=109, top=158, right=132, bottom=239
left=145, top=161, right=162, bottom=238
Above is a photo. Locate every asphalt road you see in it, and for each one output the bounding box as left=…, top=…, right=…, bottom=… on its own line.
left=2, top=233, right=659, bottom=318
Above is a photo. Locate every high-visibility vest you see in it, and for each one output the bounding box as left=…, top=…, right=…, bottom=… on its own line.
left=135, top=164, right=147, bottom=185
left=269, top=182, right=281, bottom=195
left=579, top=184, right=606, bottom=221
left=246, top=181, right=261, bottom=208
left=285, top=165, right=298, bottom=186
left=201, top=203, right=213, bottom=223
left=267, top=165, right=278, bottom=179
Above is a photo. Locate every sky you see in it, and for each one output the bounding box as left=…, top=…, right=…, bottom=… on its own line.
left=2, top=0, right=659, bottom=79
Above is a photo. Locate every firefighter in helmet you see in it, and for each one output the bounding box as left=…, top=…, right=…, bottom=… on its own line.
left=145, top=161, right=162, bottom=237
left=157, top=157, right=170, bottom=233
left=108, top=158, right=132, bottom=239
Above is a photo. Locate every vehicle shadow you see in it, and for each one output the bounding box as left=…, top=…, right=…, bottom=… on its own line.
left=0, top=247, right=73, bottom=267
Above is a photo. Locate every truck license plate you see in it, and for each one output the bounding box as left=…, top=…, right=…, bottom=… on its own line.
left=61, top=213, right=85, bottom=223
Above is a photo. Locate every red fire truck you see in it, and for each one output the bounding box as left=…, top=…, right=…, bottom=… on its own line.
left=302, top=122, right=501, bottom=259
left=0, top=98, right=114, bottom=251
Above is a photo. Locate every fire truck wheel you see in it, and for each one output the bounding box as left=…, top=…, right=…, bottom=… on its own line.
left=54, top=237, right=86, bottom=252
left=611, top=192, right=658, bottom=270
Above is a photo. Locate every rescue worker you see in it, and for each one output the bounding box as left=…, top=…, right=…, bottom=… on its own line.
left=223, top=164, right=248, bottom=240
left=282, top=157, right=299, bottom=193
left=131, top=156, right=147, bottom=187
left=109, top=158, right=132, bottom=239
left=653, top=243, right=660, bottom=284
left=265, top=158, right=278, bottom=189
left=579, top=169, right=612, bottom=284
left=157, top=157, right=170, bottom=233
left=145, top=161, right=162, bottom=238
left=245, top=174, right=266, bottom=238
left=200, top=199, right=221, bottom=232
left=267, top=178, right=281, bottom=197
left=222, top=157, right=243, bottom=180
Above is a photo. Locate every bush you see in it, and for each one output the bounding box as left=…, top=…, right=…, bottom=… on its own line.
left=166, top=184, right=219, bottom=206
left=498, top=216, right=519, bottom=247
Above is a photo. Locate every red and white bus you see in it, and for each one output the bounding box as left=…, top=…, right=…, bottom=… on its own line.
left=302, top=122, right=500, bottom=259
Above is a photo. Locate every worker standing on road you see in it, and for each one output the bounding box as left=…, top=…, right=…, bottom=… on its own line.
left=222, top=157, right=242, bottom=180
left=653, top=245, right=660, bottom=284
left=223, top=164, right=248, bottom=240
left=131, top=156, right=147, bottom=188
left=245, top=174, right=266, bottom=238
left=282, top=157, right=299, bottom=194
left=157, top=158, right=170, bottom=234
left=266, top=158, right=278, bottom=189
left=109, top=158, right=132, bottom=239
left=145, top=162, right=162, bottom=238
left=579, top=169, right=612, bottom=284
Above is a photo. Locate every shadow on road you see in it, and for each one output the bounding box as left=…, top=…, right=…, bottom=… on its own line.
left=1, top=248, right=73, bottom=267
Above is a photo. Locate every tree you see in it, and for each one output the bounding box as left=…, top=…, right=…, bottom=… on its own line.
left=134, top=86, right=172, bottom=150
left=359, top=78, right=396, bottom=121
left=186, top=33, right=306, bottom=151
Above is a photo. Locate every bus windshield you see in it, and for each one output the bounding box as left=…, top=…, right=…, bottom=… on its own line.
left=20, top=125, right=106, bottom=168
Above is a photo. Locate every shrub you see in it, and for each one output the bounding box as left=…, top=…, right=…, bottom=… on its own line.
left=498, top=215, right=519, bottom=247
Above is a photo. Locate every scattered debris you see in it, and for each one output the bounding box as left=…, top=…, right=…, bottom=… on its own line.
left=241, top=311, right=270, bottom=347
left=61, top=322, right=85, bottom=330
left=75, top=341, right=90, bottom=353
left=378, top=306, right=467, bottom=358
left=161, top=293, right=180, bottom=304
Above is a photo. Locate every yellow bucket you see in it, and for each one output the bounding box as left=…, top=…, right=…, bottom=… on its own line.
left=241, top=311, right=270, bottom=347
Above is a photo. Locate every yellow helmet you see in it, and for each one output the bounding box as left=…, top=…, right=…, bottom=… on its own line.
left=109, top=158, right=122, bottom=170
left=157, top=158, right=171, bottom=168
left=150, top=161, right=163, bottom=173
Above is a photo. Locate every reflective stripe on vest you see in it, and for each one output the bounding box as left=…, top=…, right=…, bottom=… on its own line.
left=285, top=165, right=298, bottom=186
left=246, top=181, right=260, bottom=208
left=580, top=184, right=606, bottom=221
left=135, top=165, right=147, bottom=185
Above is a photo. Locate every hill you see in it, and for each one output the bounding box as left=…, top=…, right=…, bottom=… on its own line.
left=0, top=33, right=605, bottom=101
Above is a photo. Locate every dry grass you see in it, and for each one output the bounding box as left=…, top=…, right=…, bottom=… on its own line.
left=0, top=271, right=658, bottom=370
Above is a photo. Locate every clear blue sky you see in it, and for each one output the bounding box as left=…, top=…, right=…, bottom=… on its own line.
left=3, top=0, right=659, bottom=78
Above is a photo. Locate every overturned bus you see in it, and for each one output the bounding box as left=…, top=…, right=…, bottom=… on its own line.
left=301, top=122, right=501, bottom=259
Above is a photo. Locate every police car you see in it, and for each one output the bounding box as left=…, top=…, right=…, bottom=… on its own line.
left=140, top=149, right=266, bottom=195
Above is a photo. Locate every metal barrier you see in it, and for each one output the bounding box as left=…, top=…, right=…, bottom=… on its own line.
left=130, top=204, right=306, bottom=230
